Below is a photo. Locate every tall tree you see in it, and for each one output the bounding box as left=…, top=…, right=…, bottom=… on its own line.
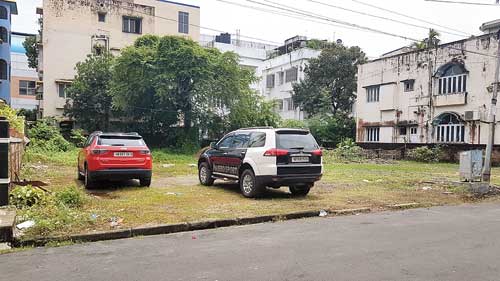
left=412, top=28, right=441, bottom=50
left=23, top=36, right=38, bottom=69
left=292, top=43, right=367, bottom=117
left=112, top=35, right=280, bottom=141
left=64, top=54, right=114, bottom=132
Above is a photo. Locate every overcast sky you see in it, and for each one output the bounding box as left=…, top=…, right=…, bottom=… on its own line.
left=12, top=0, right=500, bottom=58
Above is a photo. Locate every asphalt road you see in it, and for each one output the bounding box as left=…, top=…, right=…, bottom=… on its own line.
left=2, top=203, right=500, bottom=281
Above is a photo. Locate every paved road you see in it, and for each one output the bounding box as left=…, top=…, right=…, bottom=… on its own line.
left=2, top=203, right=500, bottom=281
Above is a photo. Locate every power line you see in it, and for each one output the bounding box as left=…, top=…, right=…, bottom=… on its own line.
left=214, top=0, right=364, bottom=32
left=247, top=0, right=418, bottom=41
left=106, top=0, right=281, bottom=45
left=425, top=0, right=500, bottom=5
left=350, top=0, right=471, bottom=36
left=304, top=0, right=466, bottom=37
left=246, top=0, right=499, bottom=59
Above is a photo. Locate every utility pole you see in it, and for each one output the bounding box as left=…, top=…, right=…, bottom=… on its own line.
left=482, top=30, right=500, bottom=182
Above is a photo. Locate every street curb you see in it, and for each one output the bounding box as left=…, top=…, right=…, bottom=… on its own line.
left=12, top=208, right=371, bottom=247
left=386, top=203, right=428, bottom=210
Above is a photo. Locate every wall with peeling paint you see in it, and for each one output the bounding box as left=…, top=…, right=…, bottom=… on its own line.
left=356, top=33, right=500, bottom=146
left=40, top=0, right=200, bottom=117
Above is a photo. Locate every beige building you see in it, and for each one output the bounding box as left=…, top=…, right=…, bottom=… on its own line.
left=37, top=0, right=200, bottom=118
left=356, top=20, right=500, bottom=149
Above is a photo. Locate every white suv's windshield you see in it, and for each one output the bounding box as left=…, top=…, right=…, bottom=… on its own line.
left=276, top=131, right=319, bottom=150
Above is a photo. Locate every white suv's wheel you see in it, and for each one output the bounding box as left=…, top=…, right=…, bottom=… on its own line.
left=240, top=169, right=263, bottom=198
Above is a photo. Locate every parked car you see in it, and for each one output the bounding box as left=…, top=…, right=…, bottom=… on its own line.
left=77, top=132, right=152, bottom=188
left=198, top=127, right=323, bottom=197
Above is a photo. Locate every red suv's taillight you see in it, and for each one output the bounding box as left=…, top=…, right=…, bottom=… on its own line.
left=91, top=149, right=108, bottom=155
left=311, top=149, right=323, bottom=156
left=140, top=150, right=150, bottom=155
left=263, top=148, right=288, bottom=156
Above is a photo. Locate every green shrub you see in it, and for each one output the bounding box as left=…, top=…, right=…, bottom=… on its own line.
left=9, top=185, right=47, bottom=209
left=407, top=146, right=443, bottom=162
left=327, top=138, right=364, bottom=163
left=0, top=104, right=25, bottom=133
left=306, top=115, right=355, bottom=148
left=69, top=129, right=87, bottom=147
left=280, top=119, right=307, bottom=129
left=27, top=119, right=73, bottom=152
left=55, top=186, right=84, bottom=208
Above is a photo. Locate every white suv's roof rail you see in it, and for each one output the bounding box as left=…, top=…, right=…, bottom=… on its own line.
left=238, top=126, right=274, bottom=130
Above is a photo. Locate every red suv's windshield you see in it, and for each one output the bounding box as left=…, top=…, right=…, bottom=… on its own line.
left=97, top=136, right=145, bottom=146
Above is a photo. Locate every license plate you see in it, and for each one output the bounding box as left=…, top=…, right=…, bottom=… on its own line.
left=114, top=152, right=133, bottom=157
left=292, top=156, right=309, bottom=163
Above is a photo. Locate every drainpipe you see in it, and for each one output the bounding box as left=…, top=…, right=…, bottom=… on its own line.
left=0, top=117, right=9, bottom=206
left=482, top=30, right=500, bottom=182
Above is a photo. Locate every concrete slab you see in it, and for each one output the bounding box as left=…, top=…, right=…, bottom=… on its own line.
left=0, top=209, right=15, bottom=242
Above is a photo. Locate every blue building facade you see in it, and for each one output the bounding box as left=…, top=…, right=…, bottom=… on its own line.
left=0, top=0, right=17, bottom=104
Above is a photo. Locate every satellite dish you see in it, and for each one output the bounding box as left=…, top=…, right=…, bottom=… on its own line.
left=336, top=39, right=343, bottom=44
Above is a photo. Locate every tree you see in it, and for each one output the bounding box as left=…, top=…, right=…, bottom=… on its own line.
left=412, top=28, right=441, bottom=50
left=111, top=35, right=279, bottom=144
left=23, top=36, right=38, bottom=69
left=226, top=92, right=280, bottom=132
left=64, top=54, right=114, bottom=132
left=292, top=43, right=367, bottom=117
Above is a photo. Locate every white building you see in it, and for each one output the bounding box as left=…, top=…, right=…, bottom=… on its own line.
left=356, top=20, right=500, bottom=148
left=260, top=36, right=321, bottom=120
left=37, top=0, right=200, bottom=119
left=10, top=32, right=39, bottom=110
left=200, top=33, right=276, bottom=92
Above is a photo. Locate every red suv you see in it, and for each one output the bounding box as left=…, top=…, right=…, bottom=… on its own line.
left=77, top=132, right=152, bottom=188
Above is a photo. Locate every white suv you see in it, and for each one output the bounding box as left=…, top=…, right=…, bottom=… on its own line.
left=198, top=127, right=323, bottom=197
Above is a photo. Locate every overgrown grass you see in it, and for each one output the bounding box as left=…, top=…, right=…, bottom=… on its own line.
left=14, top=148, right=500, bottom=241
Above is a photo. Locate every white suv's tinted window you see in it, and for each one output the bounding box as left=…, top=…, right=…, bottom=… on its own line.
left=218, top=135, right=234, bottom=149
left=276, top=131, right=319, bottom=150
left=248, top=132, right=266, bottom=148
left=232, top=133, right=250, bottom=148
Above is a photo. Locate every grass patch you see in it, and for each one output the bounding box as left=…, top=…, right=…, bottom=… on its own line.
left=14, top=149, right=500, bottom=241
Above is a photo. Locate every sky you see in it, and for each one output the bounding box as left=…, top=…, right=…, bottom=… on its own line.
left=12, top=0, right=500, bottom=58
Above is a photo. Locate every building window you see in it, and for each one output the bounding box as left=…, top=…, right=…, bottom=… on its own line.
left=275, top=99, right=284, bottom=111
left=122, top=17, right=142, bottom=34
left=410, top=127, right=418, bottom=135
left=285, top=67, right=298, bottom=83
left=403, top=80, right=414, bottom=92
left=278, top=71, right=285, bottom=85
left=284, top=98, right=294, bottom=111
left=0, top=26, right=7, bottom=43
left=19, top=80, right=36, bottom=96
left=266, top=74, right=275, bottom=88
left=178, top=12, right=189, bottom=34
left=434, top=113, right=464, bottom=143
left=0, top=59, right=7, bottom=80
left=366, top=127, right=380, bottom=142
left=0, top=7, right=7, bottom=20
left=98, top=12, right=106, bottom=22
left=58, top=83, right=69, bottom=98
left=399, top=126, right=407, bottom=136
left=366, top=86, right=380, bottom=103
left=436, top=62, right=467, bottom=95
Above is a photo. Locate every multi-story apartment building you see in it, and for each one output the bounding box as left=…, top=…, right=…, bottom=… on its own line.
left=10, top=32, right=39, bottom=110
left=261, top=36, right=320, bottom=120
left=37, top=0, right=200, bottom=118
left=0, top=0, right=17, bottom=104
left=356, top=20, right=500, bottom=149
left=200, top=33, right=276, bottom=93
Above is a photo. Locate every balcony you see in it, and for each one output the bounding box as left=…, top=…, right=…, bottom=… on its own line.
left=434, top=92, right=466, bottom=107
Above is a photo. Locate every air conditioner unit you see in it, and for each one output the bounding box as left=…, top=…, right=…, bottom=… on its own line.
left=464, top=110, right=479, bottom=121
